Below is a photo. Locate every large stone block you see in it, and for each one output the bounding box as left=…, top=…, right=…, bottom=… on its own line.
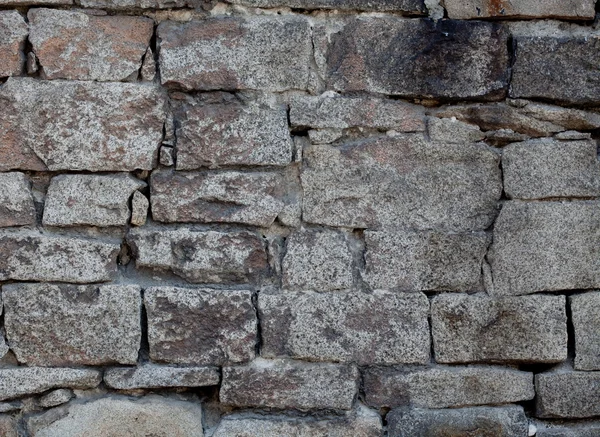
left=0, top=11, right=28, bottom=78
left=225, top=0, right=424, bottom=12
left=445, top=0, right=595, bottom=19
left=571, top=292, right=600, bottom=370
left=104, top=365, right=220, bottom=389
left=145, top=287, right=256, bottom=365
left=536, top=372, right=600, bottom=418
left=260, top=290, right=430, bottom=365
left=0, top=172, right=36, bottom=227
left=431, top=293, right=567, bottom=364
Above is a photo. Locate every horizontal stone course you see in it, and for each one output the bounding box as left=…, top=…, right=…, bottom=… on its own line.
left=536, top=371, right=600, bottom=418
left=104, top=365, right=220, bottom=389
left=0, top=11, right=28, bottom=78
left=445, top=0, right=596, bottom=20
left=534, top=421, right=600, bottom=437
left=225, top=0, right=425, bottom=12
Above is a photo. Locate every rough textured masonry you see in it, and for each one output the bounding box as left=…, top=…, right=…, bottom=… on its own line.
left=0, top=0, right=598, bottom=436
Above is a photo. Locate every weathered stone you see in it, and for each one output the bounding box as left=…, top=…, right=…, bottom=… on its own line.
left=555, top=130, right=592, bottom=140
left=518, top=100, right=600, bottom=130
left=571, top=292, right=600, bottom=371
left=79, top=0, right=194, bottom=8
left=432, top=294, right=567, bottom=364
left=302, top=135, right=501, bottom=232
left=364, top=366, right=534, bottom=409
left=0, top=231, right=119, bottom=283
left=485, top=129, right=530, bottom=147
left=534, top=421, right=600, bottom=437
left=3, top=283, right=141, bottom=366
left=364, top=230, right=489, bottom=291
left=503, top=138, right=600, bottom=200
left=0, top=11, right=28, bottom=78
left=0, top=172, right=36, bottom=227
left=221, top=359, right=358, bottom=411
left=38, top=389, right=73, bottom=408
left=0, top=402, right=21, bottom=413
left=260, top=290, right=430, bottom=365
left=140, top=47, right=155, bottom=82
left=308, top=129, right=343, bottom=144
left=226, top=0, right=425, bottom=12
left=130, top=191, right=149, bottom=227
left=27, top=52, right=38, bottom=74
left=489, top=201, right=600, bottom=295
left=27, top=395, right=204, bottom=437
left=317, top=18, right=508, bottom=100
left=445, top=0, right=595, bottom=19
left=159, top=146, right=174, bottom=167
left=536, top=372, right=600, bottom=418
left=0, top=367, right=101, bottom=401
left=427, top=117, right=485, bottom=143
left=387, top=406, right=529, bottom=437
left=29, top=8, right=153, bottom=81
left=0, top=78, right=167, bottom=172
left=0, top=415, right=17, bottom=437
left=150, top=171, right=285, bottom=227
left=0, top=337, right=8, bottom=361
left=128, top=228, right=268, bottom=283
left=0, top=0, right=69, bottom=5
left=158, top=16, right=312, bottom=92
left=145, top=287, right=256, bottom=365
left=105, top=365, right=220, bottom=389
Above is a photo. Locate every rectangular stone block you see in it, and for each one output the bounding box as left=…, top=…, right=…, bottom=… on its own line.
left=0, top=0, right=70, bottom=4
left=0, top=11, right=28, bottom=78
left=158, top=16, right=312, bottom=91
left=145, top=287, right=257, bottom=365
left=536, top=372, right=600, bottom=418
left=0, top=172, right=36, bottom=227
left=489, top=201, right=600, bottom=295
left=445, top=0, right=595, bottom=19
left=571, top=292, right=600, bottom=371
left=534, top=421, right=600, bottom=437
left=221, top=359, right=358, bottom=411
left=431, top=294, right=567, bottom=364
left=226, top=0, right=425, bottom=12
left=260, top=290, right=430, bottom=365
left=79, top=0, right=192, bottom=8
left=104, top=365, right=220, bottom=389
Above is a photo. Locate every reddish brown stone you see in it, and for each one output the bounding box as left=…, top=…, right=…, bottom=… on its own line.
left=0, top=11, right=28, bottom=78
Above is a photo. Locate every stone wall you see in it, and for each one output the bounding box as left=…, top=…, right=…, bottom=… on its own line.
left=0, top=0, right=599, bottom=435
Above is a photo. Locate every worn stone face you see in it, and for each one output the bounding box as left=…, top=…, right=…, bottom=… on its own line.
left=488, top=201, right=600, bottom=295
left=131, top=191, right=149, bottom=227
left=128, top=228, right=268, bottom=283
left=145, top=287, right=256, bottom=366
left=158, top=16, right=312, bottom=92
left=104, top=365, right=220, bottom=389
left=536, top=372, right=600, bottom=418
left=260, top=290, right=430, bottom=365
left=221, top=359, right=358, bottom=411
left=302, top=135, right=501, bottom=232
left=0, top=415, right=17, bottom=437
left=445, top=0, right=595, bottom=19
left=0, top=172, right=36, bottom=227
left=571, top=292, right=600, bottom=371
left=427, top=117, right=485, bottom=144
left=534, top=421, right=600, bottom=437
left=0, top=231, right=119, bottom=283
left=226, top=0, right=425, bottom=12
left=79, top=0, right=195, bottom=8
left=38, top=389, right=74, bottom=408
left=0, top=11, right=28, bottom=78
left=431, top=293, right=567, bottom=364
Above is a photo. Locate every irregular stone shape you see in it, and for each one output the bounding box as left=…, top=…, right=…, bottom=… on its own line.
left=79, top=0, right=194, bottom=8
left=174, top=96, right=293, bottom=169
left=0, top=0, right=70, bottom=4
left=28, top=395, right=204, bottom=437
left=3, top=283, right=141, bottom=366
left=290, top=95, right=426, bottom=131
left=503, top=139, right=600, bottom=199
left=159, top=146, right=174, bottom=166
left=427, top=117, right=484, bottom=144
left=302, top=135, right=501, bottom=232
left=29, top=9, right=153, bottom=81
left=488, top=201, right=600, bottom=295
left=555, top=130, right=592, bottom=140
left=0, top=231, right=119, bottom=283
left=158, top=16, right=312, bottom=92
left=0, top=172, right=36, bottom=227
left=145, top=287, right=256, bottom=365
left=431, top=294, right=567, bottom=364
left=317, top=18, right=508, bottom=100
left=38, top=389, right=74, bottom=408
left=0, top=415, right=17, bottom=437
left=226, top=0, right=425, bottom=12
left=0, top=367, right=101, bottom=401
left=43, top=174, right=145, bottom=227
left=308, top=129, right=343, bottom=144
left=534, top=421, right=600, bottom=437
left=221, top=359, right=358, bottom=411
left=150, top=171, right=285, bottom=227
left=0, top=11, right=28, bottom=78
left=387, top=406, right=529, bottom=437
left=260, top=290, right=430, bottom=365
left=0, top=402, right=21, bottom=413
left=364, top=230, right=489, bottom=291
left=536, top=372, right=600, bottom=418
left=282, top=229, right=354, bottom=291
left=364, top=366, right=534, bottom=409
left=445, top=0, right=595, bottom=19
left=0, top=78, right=167, bottom=172
left=104, top=365, right=220, bottom=389
left=140, top=47, right=155, bottom=82
left=128, top=228, right=268, bottom=283
left=571, top=292, right=600, bottom=370
left=130, top=191, right=148, bottom=227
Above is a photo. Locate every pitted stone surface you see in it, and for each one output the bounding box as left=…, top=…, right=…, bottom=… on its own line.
left=0, top=11, right=28, bottom=78
left=445, top=0, right=596, bottom=19
left=38, top=389, right=74, bottom=408
left=104, top=365, right=220, bottom=389
left=427, top=117, right=485, bottom=144
left=0, top=172, right=36, bottom=227
left=226, top=0, right=425, bottom=12
left=0, top=415, right=17, bottom=437
left=79, top=0, right=195, bottom=8
left=534, top=421, right=600, bottom=437
left=130, top=191, right=149, bottom=227
left=536, top=372, right=600, bottom=418
left=571, top=292, right=600, bottom=370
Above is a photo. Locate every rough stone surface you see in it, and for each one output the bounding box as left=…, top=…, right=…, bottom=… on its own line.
left=260, top=290, right=430, bottom=365
left=158, top=16, right=312, bottom=92
left=488, top=201, right=600, bottom=295
left=128, top=228, right=268, bottom=283
left=79, top=0, right=194, bottom=8
left=0, top=415, right=17, bottom=437
left=221, top=359, right=358, bottom=411
left=445, top=0, right=595, bottom=19
left=104, top=365, right=220, bottom=389
left=140, top=47, right=155, bottom=82
left=226, top=0, right=425, bottom=12
left=38, top=390, right=73, bottom=408
left=427, top=117, right=485, bottom=143
left=0, top=78, right=167, bottom=172
left=534, top=421, right=600, bottom=437
left=571, top=292, right=600, bottom=371
left=159, top=146, right=174, bottom=167
left=0, top=172, right=36, bottom=227
left=431, top=293, right=567, bottom=364
left=536, top=372, right=600, bottom=418
left=0, top=11, right=28, bottom=78
left=130, top=191, right=149, bottom=227
left=145, top=287, right=256, bottom=365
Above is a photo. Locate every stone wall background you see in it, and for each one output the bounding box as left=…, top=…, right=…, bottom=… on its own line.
left=0, top=0, right=599, bottom=435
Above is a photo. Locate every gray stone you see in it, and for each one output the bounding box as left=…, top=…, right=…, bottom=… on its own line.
left=364, top=230, right=489, bottom=291
left=104, top=365, right=220, bottom=389
left=260, top=290, right=430, bottom=365
left=0, top=0, right=69, bottom=5
left=534, top=421, right=600, bottom=437
left=387, top=406, right=529, bottom=437
left=503, top=139, right=600, bottom=199
left=145, top=287, right=256, bottom=366
left=0, top=367, right=101, bottom=401
left=0, top=415, right=17, bottom=437
left=431, top=293, right=567, bottom=364
left=43, top=174, right=145, bottom=227
left=130, top=191, right=149, bottom=227
left=0, top=402, right=21, bottom=413
left=0, top=11, right=28, bottom=78
left=571, top=292, right=600, bottom=371
left=302, top=134, right=501, bottom=232
left=79, top=0, right=194, bottom=8
left=128, top=228, right=268, bottom=284
left=158, top=16, right=312, bottom=92
left=488, top=201, right=600, bottom=295
left=308, top=129, right=343, bottom=144
left=140, top=47, right=155, bottom=82
left=221, top=359, right=358, bottom=411
left=159, top=146, right=174, bottom=167
left=485, top=129, right=530, bottom=147
left=364, top=366, right=534, bottom=409
left=3, top=283, right=141, bottom=366
left=0, top=230, right=119, bottom=283
left=27, top=51, right=38, bottom=74
left=226, top=0, right=425, bottom=12
left=445, top=0, right=595, bottom=19
left=38, top=389, right=73, bottom=408
left=555, top=130, right=592, bottom=140
left=536, top=372, right=600, bottom=418
left=427, top=117, right=485, bottom=143
left=0, top=172, right=36, bottom=227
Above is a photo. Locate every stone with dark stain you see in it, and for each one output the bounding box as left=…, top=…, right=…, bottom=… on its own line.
left=0, top=11, right=28, bottom=78
left=536, top=371, right=600, bottom=418
left=445, top=0, right=595, bottom=19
